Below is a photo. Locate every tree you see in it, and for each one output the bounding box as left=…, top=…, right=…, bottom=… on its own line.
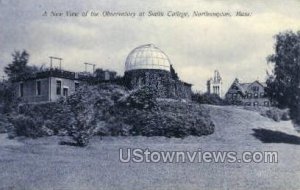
left=266, top=31, right=300, bottom=125
left=4, top=50, right=38, bottom=80
left=0, top=80, right=18, bottom=113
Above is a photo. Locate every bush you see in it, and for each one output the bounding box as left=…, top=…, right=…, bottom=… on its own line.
left=63, top=84, right=128, bottom=146
left=260, top=108, right=290, bottom=122
left=0, top=114, right=13, bottom=133
left=0, top=81, right=19, bottom=114
left=192, top=92, right=227, bottom=105
left=118, top=86, right=158, bottom=110
left=8, top=84, right=215, bottom=145
left=109, top=99, right=214, bottom=138
left=9, top=115, right=53, bottom=138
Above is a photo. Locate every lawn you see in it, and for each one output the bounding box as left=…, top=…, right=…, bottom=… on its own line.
left=0, top=105, right=300, bottom=190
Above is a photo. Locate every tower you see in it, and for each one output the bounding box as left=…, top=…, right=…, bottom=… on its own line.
left=207, top=70, right=222, bottom=97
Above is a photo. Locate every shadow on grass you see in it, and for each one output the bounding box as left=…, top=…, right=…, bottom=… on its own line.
left=252, top=128, right=300, bottom=145
left=59, top=141, right=79, bottom=147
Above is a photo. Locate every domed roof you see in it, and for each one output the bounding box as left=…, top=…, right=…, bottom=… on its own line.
left=125, top=44, right=171, bottom=72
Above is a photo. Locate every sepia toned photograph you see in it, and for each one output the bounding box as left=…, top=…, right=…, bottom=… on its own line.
left=0, top=0, right=300, bottom=189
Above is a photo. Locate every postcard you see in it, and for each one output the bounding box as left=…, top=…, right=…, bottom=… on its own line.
left=0, top=0, right=300, bottom=189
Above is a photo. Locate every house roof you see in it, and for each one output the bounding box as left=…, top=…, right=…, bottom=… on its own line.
left=227, top=79, right=266, bottom=96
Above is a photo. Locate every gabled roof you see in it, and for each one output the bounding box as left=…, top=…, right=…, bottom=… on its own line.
left=226, top=79, right=266, bottom=96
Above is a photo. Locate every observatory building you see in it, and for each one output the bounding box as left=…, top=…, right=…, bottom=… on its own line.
left=13, top=44, right=192, bottom=103
left=123, top=44, right=192, bottom=99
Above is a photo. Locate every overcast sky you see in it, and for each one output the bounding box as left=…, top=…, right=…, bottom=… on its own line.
left=0, top=0, right=300, bottom=93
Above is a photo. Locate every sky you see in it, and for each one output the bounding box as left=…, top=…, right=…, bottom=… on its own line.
left=0, top=0, right=300, bottom=93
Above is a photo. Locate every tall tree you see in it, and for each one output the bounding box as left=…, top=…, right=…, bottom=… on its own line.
left=266, top=31, right=300, bottom=125
left=4, top=50, right=37, bottom=80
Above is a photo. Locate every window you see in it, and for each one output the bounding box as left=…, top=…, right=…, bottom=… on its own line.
left=63, top=87, right=69, bottom=97
left=253, top=102, right=258, bottom=106
left=264, top=101, right=269, bottom=106
left=56, top=80, right=62, bottom=95
left=247, top=93, right=252, bottom=98
left=36, top=81, right=41, bottom=95
left=75, top=82, right=80, bottom=91
left=260, top=93, right=264, bottom=98
left=233, top=93, right=237, bottom=99
left=245, top=102, right=251, bottom=106
left=254, top=93, right=258, bottom=98
left=252, top=86, right=259, bottom=92
left=19, top=83, right=24, bottom=97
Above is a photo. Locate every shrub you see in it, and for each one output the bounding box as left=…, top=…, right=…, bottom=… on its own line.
left=192, top=92, right=227, bottom=105
left=9, top=115, right=52, bottom=138
left=0, top=114, right=13, bottom=133
left=109, top=99, right=215, bottom=138
left=8, top=84, right=215, bottom=145
left=0, top=81, right=19, bottom=114
left=119, top=86, right=158, bottom=110
left=255, top=107, right=290, bottom=122
left=18, top=102, right=75, bottom=135
left=62, top=84, right=128, bottom=146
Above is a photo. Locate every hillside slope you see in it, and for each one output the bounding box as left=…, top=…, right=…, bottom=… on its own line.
left=0, top=105, right=300, bottom=190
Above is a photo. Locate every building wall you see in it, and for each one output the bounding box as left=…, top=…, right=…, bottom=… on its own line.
left=242, top=82, right=270, bottom=106
left=15, top=78, right=50, bottom=103
left=15, top=77, right=79, bottom=103
left=207, top=70, right=222, bottom=97
left=225, top=81, right=271, bottom=106
left=124, top=69, right=191, bottom=99
left=207, top=80, right=222, bottom=97
left=49, top=77, right=77, bottom=102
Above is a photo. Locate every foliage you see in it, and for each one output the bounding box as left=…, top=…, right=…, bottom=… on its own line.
left=4, top=50, right=39, bottom=80
left=18, top=102, right=75, bottom=135
left=9, top=84, right=215, bottom=145
left=9, top=115, right=52, bottom=138
left=109, top=97, right=214, bottom=138
left=0, top=114, right=13, bottom=133
left=192, top=92, right=228, bottom=105
left=243, top=106, right=290, bottom=122
left=63, top=84, right=128, bottom=146
left=0, top=81, right=19, bottom=113
left=266, top=31, right=300, bottom=125
left=170, top=64, right=179, bottom=80
left=118, top=86, right=158, bottom=110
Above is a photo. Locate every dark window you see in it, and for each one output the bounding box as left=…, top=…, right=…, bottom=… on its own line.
left=253, top=102, right=258, bottom=106
left=36, top=81, right=41, bottom=95
left=252, top=86, right=259, bottom=92
left=254, top=93, right=258, bottom=98
left=247, top=93, right=252, bottom=98
left=19, top=83, right=24, bottom=97
left=233, top=93, right=237, bottom=99
left=245, top=102, right=251, bottom=106
left=63, top=87, right=68, bottom=96
left=75, top=82, right=80, bottom=91
left=56, top=81, right=62, bottom=95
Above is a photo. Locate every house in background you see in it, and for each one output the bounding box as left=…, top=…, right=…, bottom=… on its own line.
left=225, top=78, right=271, bottom=106
left=14, top=68, right=118, bottom=104
left=14, top=69, right=80, bottom=103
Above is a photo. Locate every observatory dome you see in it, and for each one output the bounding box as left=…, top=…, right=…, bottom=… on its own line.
left=125, top=44, right=171, bottom=72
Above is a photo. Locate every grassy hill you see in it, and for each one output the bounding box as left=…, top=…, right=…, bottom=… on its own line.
left=0, top=105, right=300, bottom=190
